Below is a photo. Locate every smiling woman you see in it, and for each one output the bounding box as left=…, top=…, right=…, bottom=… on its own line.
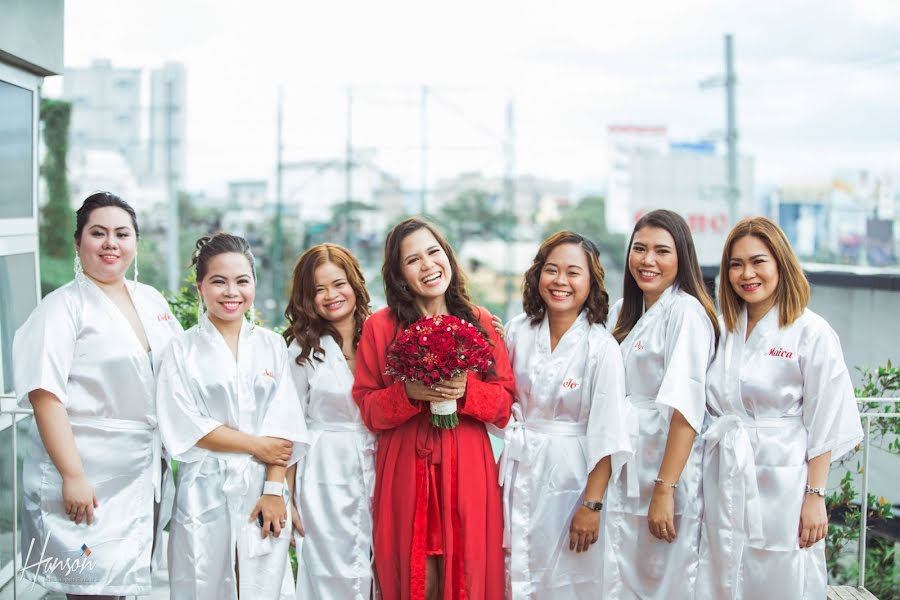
left=156, top=232, right=310, bottom=600
left=12, top=192, right=184, bottom=598
left=352, top=216, right=514, bottom=600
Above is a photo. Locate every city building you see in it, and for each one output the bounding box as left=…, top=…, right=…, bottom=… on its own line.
left=64, top=59, right=143, bottom=179
left=0, top=0, right=64, bottom=589
left=606, top=124, right=755, bottom=265
left=63, top=59, right=187, bottom=190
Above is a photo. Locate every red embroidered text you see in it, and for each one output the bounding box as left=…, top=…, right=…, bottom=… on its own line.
left=768, top=347, right=794, bottom=359
left=562, top=378, right=579, bottom=389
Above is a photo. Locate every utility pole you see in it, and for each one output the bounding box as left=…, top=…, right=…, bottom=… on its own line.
left=502, top=97, right=516, bottom=319
left=271, top=87, right=284, bottom=323
left=165, top=74, right=179, bottom=292
left=700, top=33, right=739, bottom=227
left=344, top=86, right=353, bottom=249
left=724, top=33, right=738, bottom=227
left=420, top=85, right=428, bottom=215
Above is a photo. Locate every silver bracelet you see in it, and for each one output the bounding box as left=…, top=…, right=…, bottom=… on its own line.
left=262, top=481, right=285, bottom=496
left=653, top=477, right=678, bottom=489
left=805, top=484, right=826, bottom=497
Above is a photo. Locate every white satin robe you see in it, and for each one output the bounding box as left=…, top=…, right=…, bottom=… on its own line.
left=288, top=336, right=377, bottom=600
left=12, top=276, right=182, bottom=595
left=157, top=314, right=309, bottom=600
left=602, top=286, right=714, bottom=599
left=499, top=312, right=632, bottom=599
left=698, top=307, right=863, bottom=600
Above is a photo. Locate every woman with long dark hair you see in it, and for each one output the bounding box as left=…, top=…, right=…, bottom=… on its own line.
left=603, top=209, right=719, bottom=599
left=352, top=217, right=515, bottom=600
left=157, top=233, right=308, bottom=600
left=500, top=231, right=631, bottom=598
left=13, top=192, right=182, bottom=599
left=698, top=217, right=862, bottom=599
left=282, top=243, right=376, bottom=598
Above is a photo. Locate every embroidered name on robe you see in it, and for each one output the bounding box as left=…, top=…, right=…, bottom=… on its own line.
left=767, top=347, right=794, bottom=359
left=562, top=378, right=579, bottom=390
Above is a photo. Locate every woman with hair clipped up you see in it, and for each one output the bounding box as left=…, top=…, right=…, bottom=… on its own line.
left=13, top=192, right=182, bottom=599
left=282, top=243, right=376, bottom=599
left=352, top=217, right=515, bottom=600
left=156, top=233, right=309, bottom=600
left=500, top=231, right=631, bottom=598
left=603, top=209, right=719, bottom=599
left=697, top=217, right=862, bottom=599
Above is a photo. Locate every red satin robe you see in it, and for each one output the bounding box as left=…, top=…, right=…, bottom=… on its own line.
left=353, top=306, right=513, bottom=600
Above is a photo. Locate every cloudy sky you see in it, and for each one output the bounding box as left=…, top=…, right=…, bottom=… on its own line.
left=50, top=0, right=900, bottom=195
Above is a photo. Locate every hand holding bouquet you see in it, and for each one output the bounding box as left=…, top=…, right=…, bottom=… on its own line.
left=385, top=314, right=493, bottom=428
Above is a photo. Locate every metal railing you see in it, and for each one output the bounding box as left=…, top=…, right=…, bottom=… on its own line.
left=0, top=399, right=896, bottom=597
left=855, top=397, right=899, bottom=590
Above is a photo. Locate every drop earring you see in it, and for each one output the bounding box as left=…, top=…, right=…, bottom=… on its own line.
left=74, top=253, right=84, bottom=279
left=133, top=251, right=139, bottom=283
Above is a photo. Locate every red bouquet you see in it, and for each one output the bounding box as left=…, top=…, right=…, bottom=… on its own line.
left=385, top=314, right=494, bottom=429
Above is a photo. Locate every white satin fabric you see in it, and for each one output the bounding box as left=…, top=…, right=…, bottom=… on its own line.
left=157, top=314, right=309, bottom=600
left=698, top=307, right=863, bottom=600
left=12, top=276, right=182, bottom=595
left=499, top=312, right=631, bottom=599
left=288, top=336, right=376, bottom=600
left=602, top=286, right=715, bottom=599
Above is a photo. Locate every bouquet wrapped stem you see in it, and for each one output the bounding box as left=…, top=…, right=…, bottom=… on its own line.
left=429, top=399, right=460, bottom=429
left=385, top=314, right=493, bottom=430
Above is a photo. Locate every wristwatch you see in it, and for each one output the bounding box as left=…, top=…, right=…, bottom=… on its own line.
left=805, top=485, right=826, bottom=497
left=263, top=481, right=285, bottom=496
left=582, top=500, right=603, bottom=512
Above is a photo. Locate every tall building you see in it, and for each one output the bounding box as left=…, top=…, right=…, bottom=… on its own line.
left=64, top=59, right=143, bottom=177
left=147, top=61, right=187, bottom=188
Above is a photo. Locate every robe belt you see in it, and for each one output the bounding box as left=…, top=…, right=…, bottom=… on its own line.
left=221, top=456, right=283, bottom=558
left=497, top=406, right=588, bottom=548
left=702, top=413, right=803, bottom=559
left=621, top=395, right=658, bottom=499
left=307, top=420, right=371, bottom=432
left=304, top=419, right=377, bottom=502
left=68, top=415, right=161, bottom=502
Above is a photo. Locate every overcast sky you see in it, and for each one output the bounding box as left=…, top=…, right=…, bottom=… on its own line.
left=48, top=0, right=900, bottom=196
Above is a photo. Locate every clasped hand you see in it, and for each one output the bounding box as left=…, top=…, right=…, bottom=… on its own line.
left=405, top=372, right=467, bottom=403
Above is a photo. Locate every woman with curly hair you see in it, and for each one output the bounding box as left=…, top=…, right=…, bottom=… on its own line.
left=603, top=209, right=719, bottom=599
left=499, top=231, right=632, bottom=598
left=698, top=217, right=862, bottom=599
left=282, top=243, right=376, bottom=599
left=352, top=217, right=515, bottom=600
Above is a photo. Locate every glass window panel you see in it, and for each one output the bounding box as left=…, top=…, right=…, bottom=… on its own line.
left=0, top=79, right=34, bottom=219
left=0, top=253, right=38, bottom=395
left=0, top=418, right=30, bottom=573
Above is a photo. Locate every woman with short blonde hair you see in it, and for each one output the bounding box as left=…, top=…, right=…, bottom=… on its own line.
left=699, top=216, right=863, bottom=599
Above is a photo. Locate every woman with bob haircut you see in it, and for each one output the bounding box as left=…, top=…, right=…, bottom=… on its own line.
left=13, top=192, right=182, bottom=599
left=157, top=233, right=309, bottom=600
left=698, top=217, right=862, bottom=599
left=282, top=243, right=376, bottom=598
left=604, top=209, right=719, bottom=599
left=352, top=216, right=515, bottom=600
left=500, top=231, right=631, bottom=598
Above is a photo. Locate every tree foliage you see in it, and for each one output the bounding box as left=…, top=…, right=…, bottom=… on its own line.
left=38, top=99, right=74, bottom=295
left=438, top=189, right=516, bottom=247
left=542, top=195, right=627, bottom=266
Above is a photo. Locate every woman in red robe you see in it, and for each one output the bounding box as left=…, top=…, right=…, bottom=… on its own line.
left=353, top=217, right=514, bottom=600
